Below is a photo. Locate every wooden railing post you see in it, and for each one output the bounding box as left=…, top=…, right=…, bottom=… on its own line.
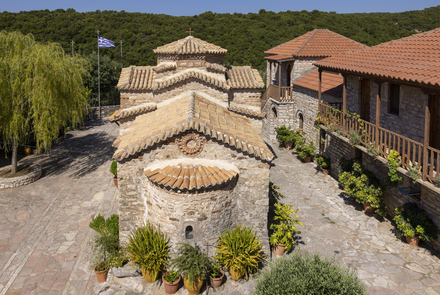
left=423, top=95, right=431, bottom=181
left=318, top=68, right=322, bottom=107
left=375, top=82, right=382, bottom=148
left=342, top=75, right=347, bottom=136
left=278, top=62, right=281, bottom=99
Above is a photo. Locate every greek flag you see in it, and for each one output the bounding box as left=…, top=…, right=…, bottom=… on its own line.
left=98, top=37, right=115, bottom=48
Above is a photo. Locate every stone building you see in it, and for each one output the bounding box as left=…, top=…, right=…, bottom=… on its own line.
left=315, top=28, right=440, bottom=249
left=109, top=36, right=273, bottom=254
left=261, top=29, right=368, bottom=144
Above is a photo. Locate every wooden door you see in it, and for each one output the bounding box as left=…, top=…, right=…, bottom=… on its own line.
left=361, top=79, right=371, bottom=121
left=429, top=94, right=440, bottom=150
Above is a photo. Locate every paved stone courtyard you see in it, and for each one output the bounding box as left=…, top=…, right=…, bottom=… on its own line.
left=1, top=120, right=440, bottom=295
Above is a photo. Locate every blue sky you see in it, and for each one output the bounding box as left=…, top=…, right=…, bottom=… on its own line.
left=2, top=0, right=439, bottom=15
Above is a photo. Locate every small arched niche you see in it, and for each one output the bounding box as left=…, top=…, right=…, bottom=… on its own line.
left=298, top=113, right=304, bottom=134
left=185, top=225, right=194, bottom=240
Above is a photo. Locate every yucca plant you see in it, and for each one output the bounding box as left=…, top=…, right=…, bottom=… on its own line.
left=125, top=221, right=169, bottom=282
left=215, top=224, right=263, bottom=280
left=169, top=243, right=212, bottom=283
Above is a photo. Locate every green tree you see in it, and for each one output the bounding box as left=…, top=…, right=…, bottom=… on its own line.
left=0, top=31, right=88, bottom=174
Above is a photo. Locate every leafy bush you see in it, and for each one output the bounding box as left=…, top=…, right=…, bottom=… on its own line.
left=164, top=270, right=180, bottom=283
left=393, top=203, right=439, bottom=242
left=270, top=203, right=303, bottom=252
left=210, top=260, right=222, bottom=278
left=110, top=160, right=117, bottom=178
left=297, top=141, right=316, bottom=159
left=315, top=155, right=330, bottom=170
left=170, top=243, right=212, bottom=283
left=253, top=250, right=366, bottom=295
left=215, top=224, right=263, bottom=279
left=338, top=163, right=386, bottom=216
left=366, top=143, right=380, bottom=157
left=269, top=182, right=285, bottom=207
left=125, top=221, right=169, bottom=280
left=275, top=125, right=301, bottom=147
left=386, top=150, right=402, bottom=185
left=408, top=162, right=421, bottom=182
left=348, top=130, right=362, bottom=146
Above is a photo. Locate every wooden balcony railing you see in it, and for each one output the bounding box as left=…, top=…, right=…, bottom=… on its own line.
left=319, top=103, right=440, bottom=183
left=262, top=84, right=292, bottom=102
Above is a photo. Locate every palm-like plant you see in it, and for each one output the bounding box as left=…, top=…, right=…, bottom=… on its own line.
left=125, top=221, right=169, bottom=282
left=170, top=243, right=212, bottom=283
left=215, top=225, right=263, bottom=279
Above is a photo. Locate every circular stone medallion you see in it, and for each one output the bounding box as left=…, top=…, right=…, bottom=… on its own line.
left=178, top=133, right=205, bottom=157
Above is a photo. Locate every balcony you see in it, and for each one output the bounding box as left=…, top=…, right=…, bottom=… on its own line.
left=319, top=103, right=440, bottom=183
left=261, top=84, right=292, bottom=108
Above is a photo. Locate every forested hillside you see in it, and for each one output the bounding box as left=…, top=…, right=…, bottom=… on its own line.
left=1, top=7, right=440, bottom=105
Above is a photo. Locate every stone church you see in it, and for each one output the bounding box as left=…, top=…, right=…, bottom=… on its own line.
left=109, top=35, right=272, bottom=254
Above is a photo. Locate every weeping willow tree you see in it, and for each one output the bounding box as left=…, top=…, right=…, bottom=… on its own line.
left=0, top=31, right=89, bottom=174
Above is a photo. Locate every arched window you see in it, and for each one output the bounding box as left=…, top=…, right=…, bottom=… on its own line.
left=299, top=113, right=304, bottom=134
left=272, top=106, right=277, bottom=118
left=185, top=225, right=194, bottom=240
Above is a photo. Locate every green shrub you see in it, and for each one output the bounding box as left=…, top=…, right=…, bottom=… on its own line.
left=269, top=182, right=285, bottom=207
left=253, top=250, right=367, bottom=295
left=164, top=270, right=180, bottom=283
left=297, top=141, right=316, bottom=159
left=408, top=162, right=421, bottom=182
left=348, top=130, right=362, bottom=146
left=366, top=143, right=380, bottom=157
left=215, top=225, right=263, bottom=279
left=110, top=160, right=117, bottom=178
left=170, top=243, right=212, bottom=283
left=386, top=150, right=402, bottom=185
left=270, top=203, right=303, bottom=252
left=275, top=125, right=301, bottom=147
left=316, top=155, right=330, bottom=170
left=394, top=203, right=439, bottom=242
left=126, top=221, right=169, bottom=280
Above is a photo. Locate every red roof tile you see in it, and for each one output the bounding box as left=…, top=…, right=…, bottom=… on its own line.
left=314, top=28, right=440, bottom=87
left=293, top=70, right=343, bottom=98
left=265, top=29, right=368, bottom=57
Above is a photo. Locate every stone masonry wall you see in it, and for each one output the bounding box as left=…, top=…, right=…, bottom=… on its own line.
left=292, top=58, right=320, bottom=81
left=230, top=89, right=262, bottom=109
left=118, top=132, right=271, bottom=254
left=324, top=131, right=440, bottom=250
left=121, top=92, right=154, bottom=109
left=346, top=75, right=427, bottom=144
left=262, top=100, right=295, bottom=143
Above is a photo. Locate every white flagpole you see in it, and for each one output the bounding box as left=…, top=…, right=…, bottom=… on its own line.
left=97, top=30, right=101, bottom=118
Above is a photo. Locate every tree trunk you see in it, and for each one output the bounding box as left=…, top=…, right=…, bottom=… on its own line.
left=11, top=141, right=18, bottom=174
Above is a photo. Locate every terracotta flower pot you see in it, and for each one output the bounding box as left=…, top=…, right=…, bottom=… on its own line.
left=284, top=142, right=293, bottom=149
left=272, top=243, right=286, bottom=256
left=113, top=177, right=118, bottom=188
left=303, top=156, right=312, bottom=163
left=229, top=266, right=244, bottom=281
left=210, top=269, right=224, bottom=289
left=183, top=276, right=203, bottom=295
left=94, top=265, right=109, bottom=283
left=142, top=268, right=158, bottom=283
left=406, top=236, right=420, bottom=246
left=162, top=272, right=181, bottom=294
left=322, top=169, right=329, bottom=175
left=363, top=202, right=375, bottom=214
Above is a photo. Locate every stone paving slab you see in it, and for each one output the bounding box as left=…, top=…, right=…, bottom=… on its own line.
left=0, top=120, right=119, bottom=295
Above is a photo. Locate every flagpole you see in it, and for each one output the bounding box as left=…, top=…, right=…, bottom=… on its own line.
left=97, top=30, right=101, bottom=119
left=120, top=40, right=123, bottom=69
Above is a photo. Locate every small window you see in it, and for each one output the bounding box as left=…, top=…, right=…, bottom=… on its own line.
left=185, top=226, right=194, bottom=240
left=272, top=106, right=277, bottom=118
left=389, top=84, right=400, bottom=115
left=298, top=113, right=304, bottom=134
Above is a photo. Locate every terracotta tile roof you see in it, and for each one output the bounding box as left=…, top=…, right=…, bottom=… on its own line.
left=228, top=106, right=266, bottom=118
left=314, top=28, right=440, bottom=87
left=153, top=36, right=227, bottom=55
left=205, top=62, right=227, bottom=73
left=112, top=93, right=274, bottom=162
left=265, top=29, right=368, bottom=58
left=153, top=63, right=177, bottom=73
left=292, top=69, right=343, bottom=98
left=264, top=54, right=292, bottom=61
left=109, top=103, right=157, bottom=123
left=227, top=66, right=264, bottom=89
left=117, top=66, right=156, bottom=90
left=145, top=163, right=238, bottom=190
left=155, top=70, right=230, bottom=91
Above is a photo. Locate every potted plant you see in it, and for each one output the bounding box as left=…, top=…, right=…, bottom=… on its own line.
left=386, top=150, right=402, bottom=186
left=125, top=221, right=169, bottom=283
left=170, top=243, right=212, bottom=295
left=88, top=214, right=121, bottom=283
left=296, top=141, right=315, bottom=163
left=209, top=260, right=224, bottom=289
left=275, top=125, right=296, bottom=149
left=162, top=270, right=181, bottom=294
left=320, top=138, right=326, bottom=151
left=110, top=160, right=118, bottom=187
left=215, top=225, right=263, bottom=281
left=393, top=203, right=439, bottom=246
left=316, top=155, right=330, bottom=175
left=270, top=203, right=303, bottom=256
